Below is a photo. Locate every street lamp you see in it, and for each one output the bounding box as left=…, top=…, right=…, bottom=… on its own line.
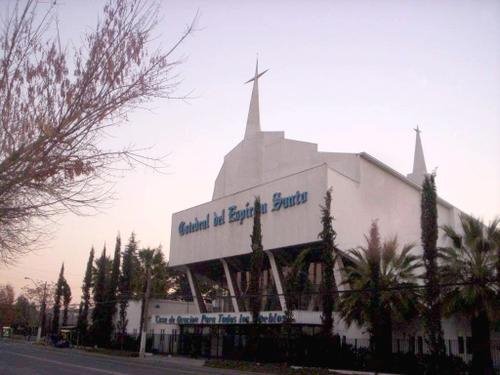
left=24, top=277, right=48, bottom=343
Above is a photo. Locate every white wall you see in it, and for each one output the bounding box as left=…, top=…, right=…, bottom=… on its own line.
left=172, top=128, right=463, bottom=268
left=122, top=300, right=142, bottom=336
left=168, top=128, right=470, bottom=344
left=328, top=157, right=457, bottom=255
left=117, top=299, right=193, bottom=335
left=170, top=164, right=328, bottom=266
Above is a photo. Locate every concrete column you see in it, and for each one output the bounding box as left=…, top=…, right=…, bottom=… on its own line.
left=221, top=259, right=240, bottom=313
left=186, top=266, right=206, bottom=313
left=266, top=251, right=287, bottom=311
left=334, top=253, right=346, bottom=292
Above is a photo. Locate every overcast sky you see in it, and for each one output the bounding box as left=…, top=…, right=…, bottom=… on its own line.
left=1, top=0, right=499, bottom=302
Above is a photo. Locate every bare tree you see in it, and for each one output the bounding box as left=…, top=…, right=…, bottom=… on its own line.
left=22, top=281, right=56, bottom=309
left=0, top=0, right=194, bottom=263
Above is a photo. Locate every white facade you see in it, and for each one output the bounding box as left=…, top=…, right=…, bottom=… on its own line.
left=167, top=63, right=475, bottom=351
left=118, top=299, right=194, bottom=336
left=170, top=164, right=326, bottom=266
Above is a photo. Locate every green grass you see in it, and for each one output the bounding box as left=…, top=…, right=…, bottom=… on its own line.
left=82, top=347, right=139, bottom=357
left=205, top=359, right=343, bottom=374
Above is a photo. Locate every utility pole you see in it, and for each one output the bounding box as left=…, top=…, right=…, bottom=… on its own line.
left=138, top=267, right=152, bottom=357
left=37, top=282, right=47, bottom=343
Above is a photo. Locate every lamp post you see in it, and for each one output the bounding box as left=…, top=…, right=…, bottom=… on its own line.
left=24, top=277, right=47, bottom=343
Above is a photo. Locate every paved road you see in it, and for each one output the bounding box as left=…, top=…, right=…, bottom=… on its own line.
left=0, top=339, right=258, bottom=375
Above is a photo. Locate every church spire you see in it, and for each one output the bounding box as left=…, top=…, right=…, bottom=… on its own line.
left=244, top=59, right=268, bottom=139
left=407, top=126, right=428, bottom=186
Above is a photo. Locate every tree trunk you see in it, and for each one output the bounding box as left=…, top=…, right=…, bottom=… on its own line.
left=139, top=267, right=152, bottom=357
left=372, top=310, right=392, bottom=371
left=470, top=311, right=494, bottom=375
left=381, top=314, right=393, bottom=365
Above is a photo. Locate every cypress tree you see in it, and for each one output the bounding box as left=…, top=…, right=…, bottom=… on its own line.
left=247, top=197, right=264, bottom=358
left=52, top=263, right=65, bottom=333
left=103, top=234, right=121, bottom=343
left=117, top=233, right=137, bottom=343
left=62, top=279, right=71, bottom=326
left=91, top=245, right=108, bottom=347
left=319, top=189, right=337, bottom=338
left=77, top=247, right=94, bottom=339
left=421, top=174, right=445, bottom=371
left=248, top=197, right=264, bottom=324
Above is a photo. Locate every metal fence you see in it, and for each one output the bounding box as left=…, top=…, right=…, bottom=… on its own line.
left=147, top=330, right=500, bottom=371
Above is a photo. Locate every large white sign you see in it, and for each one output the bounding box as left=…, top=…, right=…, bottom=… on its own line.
left=169, top=164, right=328, bottom=266
left=153, top=310, right=322, bottom=325
left=154, top=311, right=286, bottom=325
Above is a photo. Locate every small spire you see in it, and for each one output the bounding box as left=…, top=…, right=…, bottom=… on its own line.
left=407, top=126, right=428, bottom=185
left=244, top=59, right=268, bottom=139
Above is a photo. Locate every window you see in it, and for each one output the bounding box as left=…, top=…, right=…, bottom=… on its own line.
left=458, top=336, right=464, bottom=354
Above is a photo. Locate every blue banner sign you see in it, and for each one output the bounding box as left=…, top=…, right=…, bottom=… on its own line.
left=155, top=312, right=286, bottom=325
left=178, top=190, right=308, bottom=236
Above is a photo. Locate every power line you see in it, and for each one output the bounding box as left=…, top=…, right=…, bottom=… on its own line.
left=51, top=278, right=498, bottom=306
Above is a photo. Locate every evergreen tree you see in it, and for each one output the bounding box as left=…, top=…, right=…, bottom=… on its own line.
left=13, top=295, right=38, bottom=329
left=91, top=246, right=108, bottom=346
left=77, top=247, right=94, bottom=339
left=61, top=279, right=71, bottom=326
left=52, top=263, right=65, bottom=333
left=247, top=197, right=265, bottom=358
left=248, top=197, right=264, bottom=324
left=421, top=174, right=445, bottom=370
left=103, top=234, right=121, bottom=343
left=318, top=189, right=337, bottom=338
left=117, top=233, right=137, bottom=342
left=150, top=248, right=168, bottom=297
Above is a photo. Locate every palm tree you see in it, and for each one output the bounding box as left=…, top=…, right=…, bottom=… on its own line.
left=339, top=222, right=421, bottom=367
left=284, top=248, right=313, bottom=312
left=440, top=215, right=499, bottom=375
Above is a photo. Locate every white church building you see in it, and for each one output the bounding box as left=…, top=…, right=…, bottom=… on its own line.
left=160, top=62, right=493, bottom=361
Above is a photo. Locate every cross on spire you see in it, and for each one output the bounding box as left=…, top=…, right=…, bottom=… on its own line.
left=407, top=125, right=428, bottom=185
left=244, top=59, right=268, bottom=139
